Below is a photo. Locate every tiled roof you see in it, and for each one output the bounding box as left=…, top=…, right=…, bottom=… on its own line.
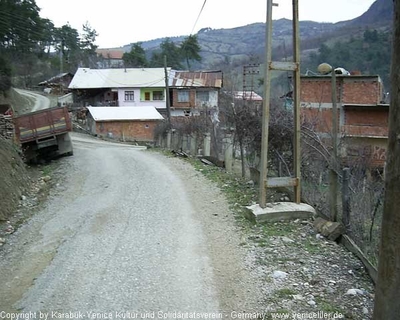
left=96, top=49, right=124, bottom=60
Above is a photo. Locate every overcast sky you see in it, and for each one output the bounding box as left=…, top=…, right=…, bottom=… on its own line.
left=35, top=0, right=376, bottom=48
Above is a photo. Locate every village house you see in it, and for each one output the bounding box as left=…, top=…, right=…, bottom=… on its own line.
left=68, top=67, right=168, bottom=111
left=169, top=70, right=223, bottom=116
left=69, top=68, right=224, bottom=118
left=86, top=106, right=163, bottom=142
left=300, top=74, right=388, bottom=168
left=232, top=90, right=263, bottom=109
left=38, top=72, right=74, bottom=94
left=96, top=49, right=125, bottom=68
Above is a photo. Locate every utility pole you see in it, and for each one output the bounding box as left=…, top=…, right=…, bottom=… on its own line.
left=59, top=39, right=64, bottom=74
left=259, top=0, right=301, bottom=207
left=259, top=0, right=274, bottom=208
left=164, top=55, right=171, bottom=128
left=373, top=0, right=400, bottom=318
left=330, top=68, right=339, bottom=221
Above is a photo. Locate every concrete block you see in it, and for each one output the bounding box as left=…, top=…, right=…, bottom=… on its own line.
left=245, top=202, right=316, bottom=223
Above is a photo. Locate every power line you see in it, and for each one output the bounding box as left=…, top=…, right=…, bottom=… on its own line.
left=190, top=0, right=207, bottom=35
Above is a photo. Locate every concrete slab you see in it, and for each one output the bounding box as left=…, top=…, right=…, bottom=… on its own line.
left=245, top=202, right=316, bottom=223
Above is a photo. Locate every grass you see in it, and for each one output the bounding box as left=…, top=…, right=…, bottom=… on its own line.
left=261, top=222, right=296, bottom=238
left=274, top=288, right=296, bottom=299
left=41, top=164, right=53, bottom=176
left=301, top=238, right=323, bottom=254
left=316, top=298, right=345, bottom=315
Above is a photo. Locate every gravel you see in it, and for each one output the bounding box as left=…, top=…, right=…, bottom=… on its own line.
left=0, top=132, right=376, bottom=319
left=0, top=133, right=262, bottom=317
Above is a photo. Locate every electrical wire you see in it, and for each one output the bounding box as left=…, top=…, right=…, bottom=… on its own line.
left=190, top=0, right=207, bottom=35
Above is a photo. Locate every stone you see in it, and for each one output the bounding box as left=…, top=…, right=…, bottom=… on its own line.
left=362, top=307, right=369, bottom=315
left=345, top=289, right=364, bottom=296
left=307, top=300, right=316, bottom=306
left=281, top=236, right=294, bottom=243
left=21, top=195, right=26, bottom=201
left=313, top=217, right=345, bottom=241
left=43, top=176, right=51, bottom=182
left=272, top=270, right=288, bottom=280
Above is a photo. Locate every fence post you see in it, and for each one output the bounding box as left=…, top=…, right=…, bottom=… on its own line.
left=342, top=167, right=351, bottom=231
left=182, top=134, right=189, bottom=153
left=224, top=133, right=233, bottom=172
left=166, top=130, right=172, bottom=149
left=190, top=135, right=197, bottom=156
left=171, top=129, right=177, bottom=150
left=204, top=133, right=211, bottom=156
left=158, top=134, right=162, bottom=148
left=329, top=169, right=339, bottom=222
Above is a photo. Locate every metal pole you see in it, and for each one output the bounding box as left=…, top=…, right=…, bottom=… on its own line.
left=292, top=0, right=301, bottom=203
left=258, top=0, right=274, bottom=208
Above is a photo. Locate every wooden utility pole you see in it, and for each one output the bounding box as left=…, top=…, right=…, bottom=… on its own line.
left=258, top=0, right=274, bottom=208
left=373, top=0, right=400, bottom=318
left=59, top=39, right=64, bottom=74
left=163, top=55, right=171, bottom=128
left=330, top=69, right=339, bottom=221
left=259, top=0, right=301, bottom=207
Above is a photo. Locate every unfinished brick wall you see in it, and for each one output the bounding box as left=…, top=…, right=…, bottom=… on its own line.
left=301, top=76, right=383, bottom=105
left=342, top=79, right=383, bottom=104
left=301, top=79, right=334, bottom=104
left=343, top=108, right=389, bottom=137
left=96, top=120, right=158, bottom=141
left=301, top=107, right=337, bottom=134
left=171, top=89, right=196, bottom=108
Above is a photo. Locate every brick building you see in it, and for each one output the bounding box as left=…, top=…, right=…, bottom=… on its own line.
left=169, top=70, right=223, bottom=117
left=300, top=74, right=388, bottom=168
left=86, top=106, right=163, bottom=142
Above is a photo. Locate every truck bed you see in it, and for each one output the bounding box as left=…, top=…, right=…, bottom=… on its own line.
left=14, top=106, right=72, bottom=143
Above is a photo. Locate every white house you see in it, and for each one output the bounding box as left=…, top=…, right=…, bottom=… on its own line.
left=68, top=68, right=169, bottom=110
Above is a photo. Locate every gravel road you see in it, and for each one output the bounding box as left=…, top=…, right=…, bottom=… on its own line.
left=0, top=133, right=262, bottom=318
left=14, top=89, right=52, bottom=112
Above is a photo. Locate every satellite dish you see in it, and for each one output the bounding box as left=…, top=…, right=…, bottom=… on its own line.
left=317, top=63, right=333, bottom=75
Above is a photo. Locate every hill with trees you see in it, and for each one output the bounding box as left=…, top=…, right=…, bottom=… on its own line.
left=120, top=0, right=392, bottom=91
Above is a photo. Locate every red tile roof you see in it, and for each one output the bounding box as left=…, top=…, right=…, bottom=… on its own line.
left=96, top=49, right=124, bottom=60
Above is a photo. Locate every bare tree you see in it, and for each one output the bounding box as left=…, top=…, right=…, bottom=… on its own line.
left=373, top=0, right=400, bottom=318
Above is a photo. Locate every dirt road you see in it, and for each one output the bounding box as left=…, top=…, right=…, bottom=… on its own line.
left=14, top=89, right=52, bottom=112
left=0, top=133, right=262, bottom=318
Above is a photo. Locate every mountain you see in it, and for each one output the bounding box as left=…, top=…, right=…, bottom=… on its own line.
left=117, top=0, right=392, bottom=70
left=349, top=0, right=393, bottom=26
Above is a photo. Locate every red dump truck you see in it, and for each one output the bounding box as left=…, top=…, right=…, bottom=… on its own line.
left=13, top=106, right=73, bottom=162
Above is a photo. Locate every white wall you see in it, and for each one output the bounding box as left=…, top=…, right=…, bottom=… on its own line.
left=118, top=88, right=166, bottom=109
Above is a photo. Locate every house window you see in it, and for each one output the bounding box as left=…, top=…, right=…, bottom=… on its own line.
left=153, top=91, right=163, bottom=101
left=196, top=91, right=210, bottom=102
left=125, top=91, right=135, bottom=101
left=178, top=90, right=190, bottom=102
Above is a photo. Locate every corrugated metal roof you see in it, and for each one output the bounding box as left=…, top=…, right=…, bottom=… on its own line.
left=234, top=91, right=263, bottom=101
left=87, top=106, right=164, bottom=121
left=69, top=68, right=168, bottom=89
left=38, top=73, right=73, bottom=86
left=170, top=70, right=222, bottom=88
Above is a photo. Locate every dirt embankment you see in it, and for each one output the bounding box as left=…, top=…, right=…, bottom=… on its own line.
left=0, top=87, right=49, bottom=222
left=0, top=137, right=30, bottom=221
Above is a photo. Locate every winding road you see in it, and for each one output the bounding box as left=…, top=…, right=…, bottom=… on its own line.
left=14, top=88, right=52, bottom=112
left=0, top=133, right=261, bottom=318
